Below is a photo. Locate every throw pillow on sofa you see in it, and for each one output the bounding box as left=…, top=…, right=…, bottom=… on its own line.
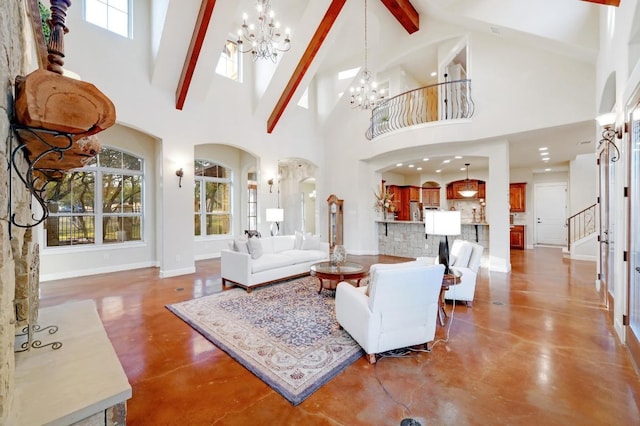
left=294, top=231, right=304, bottom=249
left=301, top=234, right=320, bottom=250
left=233, top=238, right=250, bottom=254
left=452, top=242, right=472, bottom=268
left=247, top=238, right=264, bottom=259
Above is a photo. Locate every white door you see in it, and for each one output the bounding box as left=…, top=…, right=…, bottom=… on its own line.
left=534, top=183, right=567, bottom=246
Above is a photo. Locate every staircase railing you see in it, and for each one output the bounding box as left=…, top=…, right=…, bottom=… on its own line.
left=366, top=79, right=475, bottom=140
left=567, top=204, right=597, bottom=252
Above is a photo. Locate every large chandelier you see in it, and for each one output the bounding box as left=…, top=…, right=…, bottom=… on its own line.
left=237, top=0, right=291, bottom=62
left=350, top=0, right=384, bottom=110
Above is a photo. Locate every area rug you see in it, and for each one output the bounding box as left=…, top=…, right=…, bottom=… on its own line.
left=166, top=276, right=364, bottom=405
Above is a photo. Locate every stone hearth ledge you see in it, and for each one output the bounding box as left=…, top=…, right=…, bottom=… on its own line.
left=15, top=300, right=131, bottom=425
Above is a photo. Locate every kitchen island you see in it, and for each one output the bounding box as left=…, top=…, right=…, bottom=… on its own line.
left=376, top=220, right=489, bottom=258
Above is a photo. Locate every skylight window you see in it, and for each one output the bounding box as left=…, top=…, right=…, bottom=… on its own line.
left=84, top=0, right=130, bottom=38
left=297, top=87, right=309, bottom=109
left=338, top=67, right=360, bottom=80
left=216, top=40, right=242, bottom=82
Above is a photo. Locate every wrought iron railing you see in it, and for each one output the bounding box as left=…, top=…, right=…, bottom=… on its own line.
left=567, top=204, right=597, bottom=252
left=366, top=79, right=475, bottom=140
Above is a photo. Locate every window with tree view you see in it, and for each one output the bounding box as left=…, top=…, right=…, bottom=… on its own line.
left=44, top=147, right=143, bottom=247
left=194, top=160, right=232, bottom=236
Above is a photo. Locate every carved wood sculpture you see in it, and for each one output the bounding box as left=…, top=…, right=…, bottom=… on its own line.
left=14, top=0, right=116, bottom=185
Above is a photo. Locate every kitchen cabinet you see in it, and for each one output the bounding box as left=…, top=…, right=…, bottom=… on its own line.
left=386, top=185, right=421, bottom=220
left=421, top=187, right=440, bottom=208
left=446, top=179, right=486, bottom=200
left=509, top=183, right=526, bottom=212
left=510, top=225, right=525, bottom=249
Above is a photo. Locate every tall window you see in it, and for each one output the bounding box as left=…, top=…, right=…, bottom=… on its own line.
left=194, top=160, right=232, bottom=236
left=84, top=0, right=130, bottom=38
left=44, top=147, right=143, bottom=247
left=215, top=40, right=241, bottom=82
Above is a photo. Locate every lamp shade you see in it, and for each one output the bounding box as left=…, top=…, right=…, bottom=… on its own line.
left=424, top=211, right=461, bottom=236
left=266, top=208, right=284, bottom=222
left=596, top=112, right=615, bottom=127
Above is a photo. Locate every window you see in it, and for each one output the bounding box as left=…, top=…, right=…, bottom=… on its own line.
left=44, top=147, right=143, bottom=247
left=297, top=87, right=309, bottom=109
left=194, top=160, right=232, bottom=236
left=216, top=40, right=242, bottom=82
left=84, top=0, right=130, bottom=38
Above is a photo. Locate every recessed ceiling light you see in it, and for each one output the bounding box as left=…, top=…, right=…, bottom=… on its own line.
left=542, top=158, right=550, bottom=161
left=545, top=168, right=551, bottom=172
left=417, top=167, right=422, bottom=171
left=443, top=159, right=451, bottom=164
left=430, top=71, right=437, bottom=77
left=460, top=167, right=466, bottom=171
left=435, top=169, right=442, bottom=173
left=539, top=147, right=548, bottom=151
left=396, top=163, right=403, bottom=167
left=408, top=164, right=415, bottom=168
left=423, top=158, right=429, bottom=162
left=454, top=156, right=462, bottom=159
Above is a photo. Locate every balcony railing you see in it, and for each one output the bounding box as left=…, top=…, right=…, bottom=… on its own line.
left=567, top=204, right=597, bottom=252
left=366, top=79, right=475, bottom=140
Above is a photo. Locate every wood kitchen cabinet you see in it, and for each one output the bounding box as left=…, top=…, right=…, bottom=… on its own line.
left=421, top=187, right=440, bottom=208
left=509, top=183, right=526, bottom=212
left=510, top=225, right=525, bottom=249
left=446, top=179, right=486, bottom=199
left=386, top=185, right=421, bottom=220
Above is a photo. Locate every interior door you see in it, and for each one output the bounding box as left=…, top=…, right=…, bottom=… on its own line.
left=627, top=104, right=640, bottom=365
left=534, top=183, right=567, bottom=245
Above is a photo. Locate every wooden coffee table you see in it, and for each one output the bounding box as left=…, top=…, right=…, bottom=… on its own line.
left=310, top=261, right=369, bottom=294
left=439, top=272, right=462, bottom=326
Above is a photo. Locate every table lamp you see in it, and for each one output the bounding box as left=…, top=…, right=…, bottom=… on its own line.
left=424, top=210, right=461, bottom=274
left=266, top=208, right=284, bottom=236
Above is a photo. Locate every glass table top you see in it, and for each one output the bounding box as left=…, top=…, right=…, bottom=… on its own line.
left=310, top=261, right=366, bottom=275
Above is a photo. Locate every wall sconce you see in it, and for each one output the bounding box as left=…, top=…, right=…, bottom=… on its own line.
left=268, top=178, right=274, bottom=193
left=596, top=113, right=622, bottom=162
left=176, top=168, right=184, bottom=187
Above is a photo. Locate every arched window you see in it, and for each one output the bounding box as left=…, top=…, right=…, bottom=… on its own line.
left=44, top=146, right=144, bottom=247
left=194, top=160, right=232, bottom=236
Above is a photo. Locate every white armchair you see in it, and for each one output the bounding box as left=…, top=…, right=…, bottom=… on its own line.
left=335, top=262, right=444, bottom=364
left=417, top=239, right=484, bottom=307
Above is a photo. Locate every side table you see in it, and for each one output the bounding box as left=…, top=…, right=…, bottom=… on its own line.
left=439, top=272, right=462, bottom=326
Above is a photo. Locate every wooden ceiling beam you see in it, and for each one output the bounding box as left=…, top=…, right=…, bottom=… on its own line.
left=580, top=0, right=620, bottom=6
left=267, top=0, right=347, bottom=134
left=175, top=0, right=217, bottom=110
left=380, top=0, right=419, bottom=34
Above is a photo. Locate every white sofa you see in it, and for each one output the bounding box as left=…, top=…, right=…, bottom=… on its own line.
left=418, top=239, right=484, bottom=307
left=335, top=262, right=444, bottom=363
left=221, top=234, right=329, bottom=292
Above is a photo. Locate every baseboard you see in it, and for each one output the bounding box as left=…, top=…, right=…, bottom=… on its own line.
left=195, top=252, right=221, bottom=261
left=159, top=266, right=197, bottom=278
left=40, top=261, right=157, bottom=282
left=568, top=254, right=597, bottom=262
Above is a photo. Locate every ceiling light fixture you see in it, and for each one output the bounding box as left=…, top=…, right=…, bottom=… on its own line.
left=459, top=163, right=478, bottom=198
left=350, top=0, right=384, bottom=110
left=237, top=0, right=291, bottom=62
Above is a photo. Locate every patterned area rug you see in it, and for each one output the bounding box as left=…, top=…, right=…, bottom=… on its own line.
left=166, top=276, right=364, bottom=405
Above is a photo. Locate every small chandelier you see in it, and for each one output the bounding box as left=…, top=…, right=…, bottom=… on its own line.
left=237, top=0, right=291, bottom=62
left=350, top=0, right=384, bottom=110
left=459, top=163, right=478, bottom=198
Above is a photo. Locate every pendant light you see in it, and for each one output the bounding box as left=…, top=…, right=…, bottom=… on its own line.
left=459, top=163, right=478, bottom=198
